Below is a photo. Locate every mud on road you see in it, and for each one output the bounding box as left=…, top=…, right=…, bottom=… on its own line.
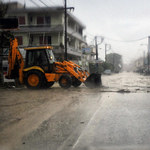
left=0, top=83, right=103, bottom=149
left=0, top=72, right=150, bottom=130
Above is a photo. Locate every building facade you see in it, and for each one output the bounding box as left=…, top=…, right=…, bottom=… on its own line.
left=5, top=2, right=86, bottom=62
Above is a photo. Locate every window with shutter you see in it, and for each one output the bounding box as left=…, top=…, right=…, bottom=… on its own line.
left=18, top=16, right=25, bottom=25
left=45, top=16, right=51, bottom=24
left=15, top=36, right=23, bottom=45
left=37, top=17, right=44, bottom=24
left=39, top=36, right=51, bottom=45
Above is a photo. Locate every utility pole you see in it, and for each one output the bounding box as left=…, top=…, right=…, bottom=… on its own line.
left=95, top=36, right=98, bottom=60
left=105, top=44, right=111, bottom=62
left=105, top=44, right=107, bottom=61
left=143, top=51, right=145, bottom=68
left=64, top=0, right=67, bottom=61
left=95, top=36, right=98, bottom=72
left=95, top=36, right=104, bottom=72
left=113, top=53, right=115, bottom=71
left=148, top=36, right=150, bottom=73
left=64, top=0, right=74, bottom=61
left=95, top=36, right=104, bottom=60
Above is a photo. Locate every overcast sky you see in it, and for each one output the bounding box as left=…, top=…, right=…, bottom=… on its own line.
left=6, top=0, right=150, bottom=64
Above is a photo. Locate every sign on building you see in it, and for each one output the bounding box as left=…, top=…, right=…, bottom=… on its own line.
left=82, top=48, right=91, bottom=55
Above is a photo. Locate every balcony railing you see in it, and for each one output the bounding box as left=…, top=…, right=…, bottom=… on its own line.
left=52, top=45, right=81, bottom=57
left=67, top=46, right=81, bottom=52
left=14, top=24, right=64, bottom=32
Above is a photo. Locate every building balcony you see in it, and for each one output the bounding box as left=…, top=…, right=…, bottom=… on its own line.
left=67, top=26, right=86, bottom=43
left=53, top=45, right=81, bottom=57
left=13, top=24, right=64, bottom=33
left=18, top=44, right=81, bottom=57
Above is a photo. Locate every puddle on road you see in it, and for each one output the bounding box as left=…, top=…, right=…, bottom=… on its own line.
left=100, top=85, right=150, bottom=93
left=101, top=72, right=150, bottom=93
left=100, top=86, right=150, bottom=93
left=2, top=72, right=150, bottom=94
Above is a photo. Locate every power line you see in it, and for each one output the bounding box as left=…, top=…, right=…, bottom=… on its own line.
left=105, top=36, right=148, bottom=43
left=55, top=0, right=63, bottom=5
left=36, top=0, right=64, bottom=23
left=49, top=0, right=59, bottom=5
left=86, top=36, right=94, bottom=40
left=40, top=0, right=61, bottom=6
left=30, top=0, right=40, bottom=7
left=84, top=31, right=95, bottom=38
left=39, top=0, right=48, bottom=6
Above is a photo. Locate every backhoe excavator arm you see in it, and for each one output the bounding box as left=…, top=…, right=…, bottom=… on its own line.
left=5, top=38, right=24, bottom=84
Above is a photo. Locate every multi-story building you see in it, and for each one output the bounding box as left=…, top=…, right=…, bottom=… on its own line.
left=5, top=2, right=86, bottom=62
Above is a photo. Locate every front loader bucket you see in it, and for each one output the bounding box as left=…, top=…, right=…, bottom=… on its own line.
left=84, top=73, right=102, bottom=88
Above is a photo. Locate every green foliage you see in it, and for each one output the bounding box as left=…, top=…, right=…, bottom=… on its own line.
left=0, top=31, right=14, bottom=47
left=89, top=62, right=113, bottom=73
left=0, top=1, right=14, bottom=47
left=101, top=61, right=113, bottom=71
left=106, top=53, right=123, bottom=72
left=97, top=65, right=104, bottom=73
left=0, top=0, right=8, bottom=18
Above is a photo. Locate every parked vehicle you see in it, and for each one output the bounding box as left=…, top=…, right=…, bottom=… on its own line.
left=104, top=69, right=111, bottom=75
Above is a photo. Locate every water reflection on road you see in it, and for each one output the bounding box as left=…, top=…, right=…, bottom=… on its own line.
left=101, top=72, right=150, bottom=93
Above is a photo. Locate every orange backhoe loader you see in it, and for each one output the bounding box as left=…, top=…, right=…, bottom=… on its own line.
left=5, top=38, right=102, bottom=89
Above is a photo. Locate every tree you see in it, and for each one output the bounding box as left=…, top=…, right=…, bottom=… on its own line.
left=0, top=0, right=8, bottom=18
left=106, top=53, right=123, bottom=72
left=101, top=61, right=113, bottom=71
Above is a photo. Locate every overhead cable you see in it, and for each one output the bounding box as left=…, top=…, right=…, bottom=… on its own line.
left=30, top=0, right=40, bottom=7
left=84, top=31, right=95, bottom=38
left=105, top=36, right=148, bottom=42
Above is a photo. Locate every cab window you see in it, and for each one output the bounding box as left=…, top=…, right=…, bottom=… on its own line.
left=36, top=50, right=48, bottom=65
left=26, top=50, right=35, bottom=67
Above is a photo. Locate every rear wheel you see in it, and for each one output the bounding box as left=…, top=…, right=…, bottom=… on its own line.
left=25, top=70, right=45, bottom=89
left=59, top=74, right=72, bottom=89
left=72, top=77, right=81, bottom=87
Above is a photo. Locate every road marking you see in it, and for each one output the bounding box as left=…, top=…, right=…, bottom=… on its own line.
left=72, top=96, right=102, bottom=149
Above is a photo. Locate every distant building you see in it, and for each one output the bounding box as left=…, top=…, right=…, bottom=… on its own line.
left=5, top=2, right=86, bottom=61
left=135, top=57, right=144, bottom=70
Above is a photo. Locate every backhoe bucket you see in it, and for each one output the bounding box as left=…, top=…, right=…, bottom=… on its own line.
left=84, top=73, right=102, bottom=88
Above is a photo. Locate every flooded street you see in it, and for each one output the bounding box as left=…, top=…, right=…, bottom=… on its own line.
left=102, top=72, right=150, bottom=93
left=0, top=72, right=150, bottom=150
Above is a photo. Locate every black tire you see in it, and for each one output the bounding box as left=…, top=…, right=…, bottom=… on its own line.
left=72, top=77, right=82, bottom=87
left=25, top=70, right=45, bottom=89
left=44, top=81, right=54, bottom=88
left=59, top=74, right=72, bottom=89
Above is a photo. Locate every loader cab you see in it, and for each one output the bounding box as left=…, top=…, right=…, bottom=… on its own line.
left=24, top=46, right=55, bottom=73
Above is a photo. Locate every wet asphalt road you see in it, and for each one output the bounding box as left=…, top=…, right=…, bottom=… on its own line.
left=1, top=72, right=150, bottom=150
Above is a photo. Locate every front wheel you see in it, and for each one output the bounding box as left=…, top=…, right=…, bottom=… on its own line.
left=72, top=77, right=81, bottom=87
left=25, top=70, right=45, bottom=89
left=59, top=74, right=72, bottom=89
